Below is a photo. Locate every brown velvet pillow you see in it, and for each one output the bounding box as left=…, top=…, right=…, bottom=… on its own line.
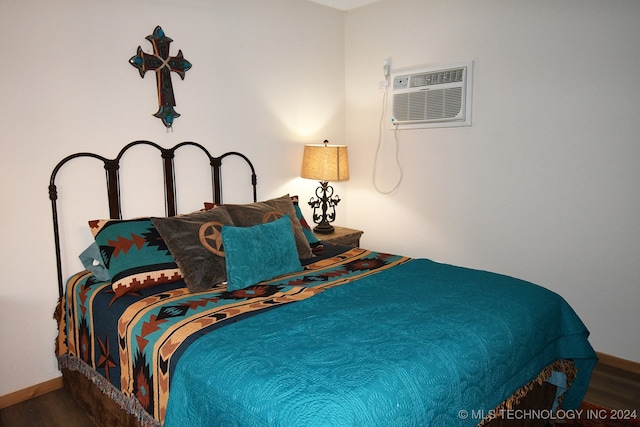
left=151, top=207, right=234, bottom=293
left=224, top=194, right=313, bottom=260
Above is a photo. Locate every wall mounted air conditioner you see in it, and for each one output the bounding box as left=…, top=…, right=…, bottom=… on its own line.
left=390, top=61, right=473, bottom=129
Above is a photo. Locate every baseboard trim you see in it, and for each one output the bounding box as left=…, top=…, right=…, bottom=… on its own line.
left=597, top=351, right=640, bottom=375
left=0, top=376, right=63, bottom=409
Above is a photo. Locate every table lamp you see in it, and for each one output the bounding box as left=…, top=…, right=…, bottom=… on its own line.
left=300, top=140, right=349, bottom=234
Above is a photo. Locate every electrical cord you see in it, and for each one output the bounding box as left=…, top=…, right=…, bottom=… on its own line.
left=373, top=71, right=403, bottom=194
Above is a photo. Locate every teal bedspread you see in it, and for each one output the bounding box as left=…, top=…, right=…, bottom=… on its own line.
left=164, top=258, right=596, bottom=427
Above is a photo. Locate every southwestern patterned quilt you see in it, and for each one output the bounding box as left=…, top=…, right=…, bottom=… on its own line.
left=57, top=247, right=408, bottom=424
left=56, top=247, right=597, bottom=427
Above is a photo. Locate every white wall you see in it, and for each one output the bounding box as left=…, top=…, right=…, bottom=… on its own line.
left=0, top=0, right=344, bottom=397
left=344, top=0, right=640, bottom=363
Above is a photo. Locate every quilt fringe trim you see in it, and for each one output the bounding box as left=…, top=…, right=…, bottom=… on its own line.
left=57, top=354, right=160, bottom=427
left=477, top=359, right=577, bottom=427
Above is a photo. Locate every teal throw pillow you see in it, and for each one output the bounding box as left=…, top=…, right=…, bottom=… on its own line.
left=79, top=242, right=111, bottom=282
left=222, top=214, right=303, bottom=291
left=224, top=194, right=313, bottom=259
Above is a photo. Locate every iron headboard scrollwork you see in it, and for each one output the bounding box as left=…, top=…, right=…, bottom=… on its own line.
left=49, top=140, right=257, bottom=297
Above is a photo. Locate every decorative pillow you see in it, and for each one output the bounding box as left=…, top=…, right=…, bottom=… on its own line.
left=78, top=242, right=111, bottom=282
left=224, top=194, right=313, bottom=259
left=151, top=207, right=234, bottom=293
left=290, top=195, right=320, bottom=245
left=89, top=218, right=182, bottom=298
left=222, top=215, right=303, bottom=291
left=206, top=197, right=319, bottom=244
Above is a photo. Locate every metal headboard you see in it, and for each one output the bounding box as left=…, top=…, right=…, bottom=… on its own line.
left=49, top=140, right=257, bottom=297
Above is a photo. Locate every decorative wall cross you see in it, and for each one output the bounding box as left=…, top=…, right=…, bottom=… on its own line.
left=129, top=26, right=192, bottom=129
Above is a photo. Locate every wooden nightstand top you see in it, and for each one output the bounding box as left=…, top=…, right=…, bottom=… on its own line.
left=313, top=226, right=363, bottom=248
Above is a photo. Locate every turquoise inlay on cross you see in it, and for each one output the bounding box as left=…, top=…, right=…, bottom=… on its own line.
left=129, top=26, right=192, bottom=129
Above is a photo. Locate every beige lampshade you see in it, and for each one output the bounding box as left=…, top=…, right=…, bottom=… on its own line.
left=301, top=143, right=349, bottom=182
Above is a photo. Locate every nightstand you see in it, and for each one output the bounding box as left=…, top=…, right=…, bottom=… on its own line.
left=314, top=226, right=363, bottom=248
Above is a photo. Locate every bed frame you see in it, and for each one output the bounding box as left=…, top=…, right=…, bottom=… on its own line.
left=50, top=141, right=559, bottom=427
left=49, top=140, right=257, bottom=299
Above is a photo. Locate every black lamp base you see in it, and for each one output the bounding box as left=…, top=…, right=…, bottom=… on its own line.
left=308, top=181, right=340, bottom=235
left=313, top=221, right=335, bottom=234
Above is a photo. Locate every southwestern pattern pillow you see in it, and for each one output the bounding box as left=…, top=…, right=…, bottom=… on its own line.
left=151, top=207, right=235, bottom=293
left=89, top=218, right=182, bottom=298
left=224, top=194, right=313, bottom=260
left=290, top=195, right=320, bottom=245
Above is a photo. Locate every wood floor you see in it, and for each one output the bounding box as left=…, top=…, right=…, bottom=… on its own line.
left=584, top=363, right=640, bottom=411
left=1, top=363, right=638, bottom=427
left=0, top=386, right=96, bottom=427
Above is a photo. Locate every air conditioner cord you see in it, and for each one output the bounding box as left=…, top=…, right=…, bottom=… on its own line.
left=373, top=73, right=403, bottom=194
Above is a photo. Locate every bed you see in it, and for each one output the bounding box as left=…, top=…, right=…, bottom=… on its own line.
left=50, top=141, right=597, bottom=427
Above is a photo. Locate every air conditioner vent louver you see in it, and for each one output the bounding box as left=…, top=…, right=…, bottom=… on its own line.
left=390, top=62, right=473, bottom=129
left=394, top=87, right=463, bottom=122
